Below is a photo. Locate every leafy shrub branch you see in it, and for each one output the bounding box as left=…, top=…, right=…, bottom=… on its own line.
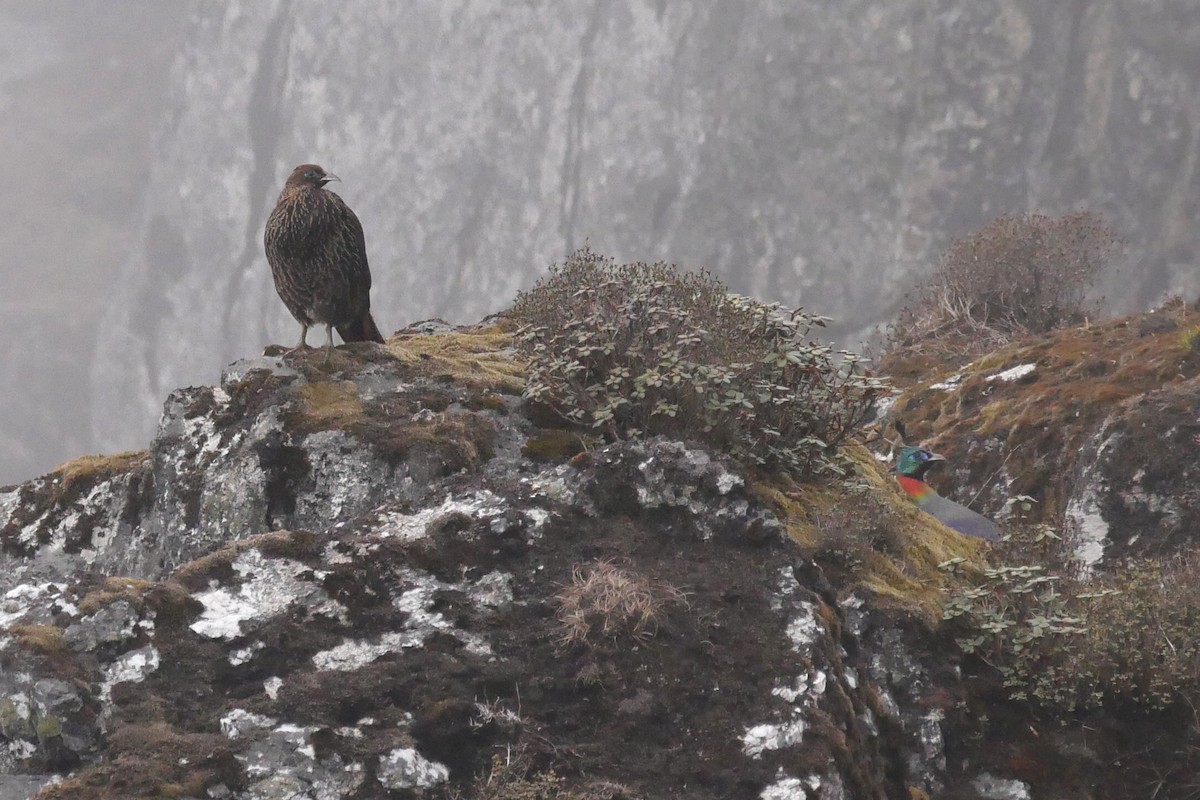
left=511, top=248, right=888, bottom=479
left=941, top=525, right=1200, bottom=713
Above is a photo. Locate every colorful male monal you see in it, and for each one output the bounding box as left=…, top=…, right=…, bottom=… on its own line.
left=895, top=444, right=1001, bottom=542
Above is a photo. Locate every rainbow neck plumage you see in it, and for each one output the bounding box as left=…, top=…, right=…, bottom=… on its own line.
left=896, top=474, right=935, bottom=503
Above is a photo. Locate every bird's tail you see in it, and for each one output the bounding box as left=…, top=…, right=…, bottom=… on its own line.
left=337, top=311, right=386, bottom=344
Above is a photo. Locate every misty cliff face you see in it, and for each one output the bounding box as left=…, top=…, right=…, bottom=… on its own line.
left=92, top=0, right=1200, bottom=452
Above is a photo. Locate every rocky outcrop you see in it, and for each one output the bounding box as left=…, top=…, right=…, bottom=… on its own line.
left=4, top=327, right=970, bottom=799
left=9, top=315, right=1200, bottom=797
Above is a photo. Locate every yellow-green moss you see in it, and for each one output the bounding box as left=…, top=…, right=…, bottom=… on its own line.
left=11, top=624, right=68, bottom=656
left=295, top=381, right=365, bottom=429
left=45, top=450, right=148, bottom=494
left=35, top=714, right=61, bottom=742
left=753, top=445, right=989, bottom=622
left=387, top=330, right=525, bottom=394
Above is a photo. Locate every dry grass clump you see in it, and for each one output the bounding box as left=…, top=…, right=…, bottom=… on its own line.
left=450, top=747, right=639, bottom=800
left=553, top=559, right=686, bottom=649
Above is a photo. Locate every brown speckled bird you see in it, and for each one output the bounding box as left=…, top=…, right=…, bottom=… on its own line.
left=264, top=164, right=385, bottom=359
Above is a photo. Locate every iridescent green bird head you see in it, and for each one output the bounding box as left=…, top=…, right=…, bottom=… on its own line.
left=895, top=445, right=946, bottom=480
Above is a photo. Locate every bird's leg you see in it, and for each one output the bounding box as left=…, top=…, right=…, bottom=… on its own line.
left=322, top=324, right=335, bottom=365
left=284, top=324, right=310, bottom=355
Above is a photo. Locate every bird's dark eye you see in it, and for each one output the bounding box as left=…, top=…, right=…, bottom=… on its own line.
left=304, top=170, right=318, bottom=179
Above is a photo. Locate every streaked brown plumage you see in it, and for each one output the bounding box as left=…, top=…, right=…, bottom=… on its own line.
left=264, top=164, right=385, bottom=358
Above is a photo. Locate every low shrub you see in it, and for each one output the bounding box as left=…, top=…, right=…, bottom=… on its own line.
left=511, top=248, right=888, bottom=479
left=891, top=211, right=1120, bottom=351
left=941, top=525, right=1200, bottom=714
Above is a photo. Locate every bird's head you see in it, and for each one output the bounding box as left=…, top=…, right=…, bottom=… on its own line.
left=895, top=445, right=946, bottom=480
left=286, top=164, right=340, bottom=189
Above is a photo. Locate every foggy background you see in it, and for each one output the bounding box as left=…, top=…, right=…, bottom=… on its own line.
left=2, top=1, right=1199, bottom=486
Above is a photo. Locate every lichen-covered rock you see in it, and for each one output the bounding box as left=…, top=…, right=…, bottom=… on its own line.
left=0, top=331, right=518, bottom=594
left=0, top=326, right=1090, bottom=798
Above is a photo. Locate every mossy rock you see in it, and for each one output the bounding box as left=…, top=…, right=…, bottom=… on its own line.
left=521, top=429, right=590, bottom=461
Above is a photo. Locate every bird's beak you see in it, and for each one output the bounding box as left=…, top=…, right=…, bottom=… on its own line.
left=324, top=172, right=341, bottom=183
left=926, top=452, right=947, bottom=464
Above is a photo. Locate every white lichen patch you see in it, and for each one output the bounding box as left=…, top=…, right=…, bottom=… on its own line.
left=785, top=602, right=821, bottom=653
left=377, top=747, right=450, bottom=789
left=467, top=571, right=513, bottom=608
left=760, top=777, right=807, bottom=800
left=743, top=598, right=827, bottom=760
left=1065, top=489, right=1108, bottom=569
left=7, top=739, right=36, bottom=760
left=0, top=488, right=18, bottom=528
left=972, top=773, right=1032, bottom=800
left=311, top=632, right=417, bottom=672
left=522, top=507, right=550, bottom=538
left=0, top=583, right=67, bottom=629
left=181, top=387, right=232, bottom=460
left=987, top=363, right=1036, bottom=382
left=742, top=716, right=806, bottom=757
left=770, top=567, right=801, bottom=612
left=6, top=691, right=31, bottom=722
left=13, top=483, right=60, bottom=552
left=237, top=719, right=365, bottom=797
left=221, top=708, right=278, bottom=739
left=772, top=671, right=827, bottom=704
left=229, top=641, right=265, bottom=666
left=190, top=549, right=347, bottom=640
left=100, top=646, right=160, bottom=710
left=930, top=373, right=964, bottom=391
left=77, top=482, right=124, bottom=565
left=916, top=709, right=946, bottom=769
left=715, top=468, right=743, bottom=495
left=375, top=490, right=509, bottom=541
left=526, top=465, right=578, bottom=506
left=263, top=676, right=283, bottom=700
left=392, top=568, right=493, bottom=654
left=296, top=430, right=383, bottom=520
left=1066, top=425, right=1120, bottom=571
left=760, top=775, right=821, bottom=800
left=312, top=566, right=498, bottom=671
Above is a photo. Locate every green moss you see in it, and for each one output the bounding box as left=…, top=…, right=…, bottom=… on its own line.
left=753, top=445, right=990, bottom=623
left=0, top=698, right=32, bottom=739
left=466, top=391, right=511, bottom=412
left=35, top=714, right=61, bottom=742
